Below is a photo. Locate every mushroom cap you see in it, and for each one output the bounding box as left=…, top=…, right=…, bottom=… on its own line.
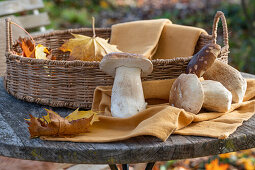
left=169, top=74, right=204, bottom=114
left=100, top=52, right=153, bottom=77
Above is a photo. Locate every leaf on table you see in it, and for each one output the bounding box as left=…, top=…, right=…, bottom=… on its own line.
left=59, top=33, right=121, bottom=61
left=65, top=108, right=99, bottom=124
left=26, top=109, right=99, bottom=138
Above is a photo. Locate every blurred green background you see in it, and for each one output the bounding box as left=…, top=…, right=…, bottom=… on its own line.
left=43, top=0, right=255, bottom=74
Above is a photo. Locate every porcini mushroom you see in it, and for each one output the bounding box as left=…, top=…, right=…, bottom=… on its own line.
left=186, top=43, right=221, bottom=77
left=201, top=80, right=232, bottom=112
left=203, top=60, right=247, bottom=103
left=100, top=52, right=153, bottom=118
left=169, top=74, right=204, bottom=114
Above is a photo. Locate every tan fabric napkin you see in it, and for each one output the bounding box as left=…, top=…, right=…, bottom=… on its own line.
left=110, top=20, right=207, bottom=59
left=110, top=19, right=171, bottom=59
left=152, top=24, right=208, bottom=59
left=42, top=79, right=255, bottom=142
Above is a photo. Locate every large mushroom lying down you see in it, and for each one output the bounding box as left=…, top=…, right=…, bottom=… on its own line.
left=202, top=80, right=232, bottom=112
left=203, top=60, right=247, bottom=103
left=169, top=74, right=204, bottom=114
left=169, top=74, right=233, bottom=113
left=100, top=52, right=153, bottom=118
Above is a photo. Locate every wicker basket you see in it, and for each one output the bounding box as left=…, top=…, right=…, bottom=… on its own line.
left=4, top=11, right=229, bottom=109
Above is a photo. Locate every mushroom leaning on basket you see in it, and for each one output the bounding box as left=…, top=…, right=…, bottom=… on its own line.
left=186, top=42, right=247, bottom=103
left=100, top=52, right=153, bottom=118
left=203, top=60, right=247, bottom=103
left=170, top=43, right=233, bottom=114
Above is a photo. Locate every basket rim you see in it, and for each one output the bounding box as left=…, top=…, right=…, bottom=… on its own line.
left=30, top=27, right=210, bottom=40
left=6, top=51, right=193, bottom=66
left=30, top=27, right=211, bottom=44
left=32, top=27, right=112, bottom=39
left=8, top=26, right=210, bottom=66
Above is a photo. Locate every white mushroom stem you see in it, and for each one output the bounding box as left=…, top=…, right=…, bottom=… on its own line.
left=111, top=66, right=147, bottom=118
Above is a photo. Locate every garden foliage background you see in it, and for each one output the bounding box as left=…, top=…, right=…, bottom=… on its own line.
left=43, top=0, right=255, bottom=74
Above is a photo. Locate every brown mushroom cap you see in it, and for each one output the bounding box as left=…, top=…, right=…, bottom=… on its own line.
left=100, top=52, right=153, bottom=77
left=169, top=74, right=204, bottom=114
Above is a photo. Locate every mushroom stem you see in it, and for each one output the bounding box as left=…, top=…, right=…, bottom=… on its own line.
left=111, top=66, right=147, bottom=118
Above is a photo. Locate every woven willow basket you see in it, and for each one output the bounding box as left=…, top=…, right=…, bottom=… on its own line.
left=4, top=11, right=229, bottom=109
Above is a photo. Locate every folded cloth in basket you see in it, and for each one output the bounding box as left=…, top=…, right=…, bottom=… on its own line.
left=110, top=19, right=207, bottom=59
left=41, top=79, right=255, bottom=142
left=152, top=24, right=208, bottom=59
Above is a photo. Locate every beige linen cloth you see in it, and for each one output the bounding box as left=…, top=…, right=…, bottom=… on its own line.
left=110, top=19, right=207, bottom=59
left=42, top=79, right=255, bottom=142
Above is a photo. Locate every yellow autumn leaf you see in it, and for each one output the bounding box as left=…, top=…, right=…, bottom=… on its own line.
left=25, top=109, right=60, bottom=123
left=27, top=108, right=99, bottom=125
left=42, top=109, right=60, bottom=123
left=35, top=44, right=50, bottom=60
left=65, top=108, right=99, bottom=125
left=60, top=17, right=121, bottom=61
left=60, top=33, right=121, bottom=61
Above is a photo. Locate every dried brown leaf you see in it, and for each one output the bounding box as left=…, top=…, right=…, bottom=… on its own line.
left=17, top=38, right=56, bottom=60
left=18, top=37, right=35, bottom=58
left=27, top=109, right=98, bottom=138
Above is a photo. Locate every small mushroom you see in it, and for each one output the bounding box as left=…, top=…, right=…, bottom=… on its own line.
left=186, top=43, right=221, bottom=77
left=100, top=52, right=153, bottom=118
left=169, top=74, right=204, bottom=114
left=203, top=60, right=247, bottom=103
left=202, top=80, right=232, bottom=112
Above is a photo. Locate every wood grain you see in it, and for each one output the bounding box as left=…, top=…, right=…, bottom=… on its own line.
left=0, top=74, right=254, bottom=164
left=0, top=0, right=44, bottom=16
left=16, top=12, right=50, bottom=29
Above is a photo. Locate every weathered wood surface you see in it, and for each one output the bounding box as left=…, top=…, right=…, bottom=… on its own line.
left=0, top=74, right=255, bottom=164
left=0, top=0, right=44, bottom=16
left=16, top=12, right=50, bottom=29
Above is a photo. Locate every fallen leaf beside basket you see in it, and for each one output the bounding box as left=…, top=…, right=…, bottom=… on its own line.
left=27, top=109, right=99, bottom=138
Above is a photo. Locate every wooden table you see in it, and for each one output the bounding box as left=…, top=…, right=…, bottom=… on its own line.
left=0, top=74, right=255, bottom=170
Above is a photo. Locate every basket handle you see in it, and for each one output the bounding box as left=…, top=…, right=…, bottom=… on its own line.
left=212, top=11, right=229, bottom=49
left=5, top=18, right=13, bottom=53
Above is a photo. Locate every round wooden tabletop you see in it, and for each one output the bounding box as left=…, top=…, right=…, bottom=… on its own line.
left=0, top=74, right=255, bottom=164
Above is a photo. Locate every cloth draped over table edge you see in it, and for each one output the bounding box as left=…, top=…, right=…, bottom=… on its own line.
left=41, top=78, right=255, bottom=142
left=110, top=19, right=208, bottom=60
